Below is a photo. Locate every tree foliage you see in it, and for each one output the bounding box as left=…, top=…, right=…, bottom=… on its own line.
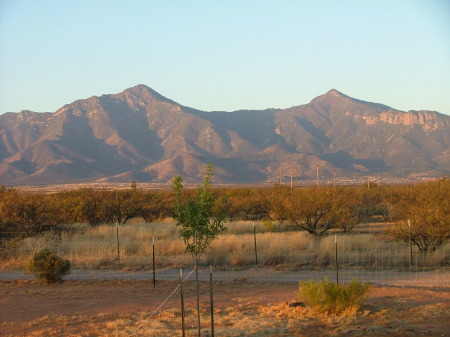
left=332, top=187, right=374, bottom=232
left=172, top=164, right=227, bottom=263
left=103, top=190, right=144, bottom=225
left=171, top=164, right=227, bottom=337
left=220, top=187, right=270, bottom=221
left=0, top=177, right=448, bottom=256
left=387, top=178, right=450, bottom=253
left=270, top=188, right=336, bottom=235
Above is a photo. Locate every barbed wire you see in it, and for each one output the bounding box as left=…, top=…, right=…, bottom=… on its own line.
left=129, top=267, right=195, bottom=336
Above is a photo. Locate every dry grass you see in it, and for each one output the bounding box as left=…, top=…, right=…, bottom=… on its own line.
left=3, top=294, right=450, bottom=337
left=2, top=277, right=450, bottom=337
left=1, top=220, right=448, bottom=271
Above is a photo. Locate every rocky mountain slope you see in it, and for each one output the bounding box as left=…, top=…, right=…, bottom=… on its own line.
left=1, top=85, right=449, bottom=185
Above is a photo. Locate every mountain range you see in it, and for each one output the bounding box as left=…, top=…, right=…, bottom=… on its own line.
left=1, top=84, right=449, bottom=186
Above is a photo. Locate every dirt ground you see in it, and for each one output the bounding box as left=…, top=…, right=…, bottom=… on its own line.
left=1, top=275, right=450, bottom=337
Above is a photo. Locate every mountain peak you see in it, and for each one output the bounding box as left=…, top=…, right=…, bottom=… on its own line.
left=2, top=85, right=449, bottom=185
left=325, top=89, right=346, bottom=97
left=120, top=84, right=177, bottom=105
left=122, top=84, right=155, bottom=95
left=312, top=89, right=393, bottom=111
left=310, top=89, right=350, bottom=104
left=128, top=84, right=152, bottom=91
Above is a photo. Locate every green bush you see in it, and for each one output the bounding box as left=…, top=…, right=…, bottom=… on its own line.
left=25, top=248, right=71, bottom=283
left=298, top=278, right=370, bottom=314
left=262, top=219, right=276, bottom=232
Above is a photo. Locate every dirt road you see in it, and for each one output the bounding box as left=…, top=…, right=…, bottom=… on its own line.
left=1, top=267, right=450, bottom=336
left=1, top=267, right=449, bottom=287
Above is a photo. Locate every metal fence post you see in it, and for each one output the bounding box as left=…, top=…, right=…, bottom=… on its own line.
left=152, top=236, right=156, bottom=287
left=408, top=220, right=412, bottom=268
left=253, top=221, right=258, bottom=265
left=116, top=223, right=120, bottom=262
left=180, top=269, right=185, bottom=337
left=335, top=234, right=339, bottom=286
left=209, top=265, right=215, bottom=337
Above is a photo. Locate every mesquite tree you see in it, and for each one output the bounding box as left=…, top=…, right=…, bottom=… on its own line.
left=388, top=178, right=450, bottom=253
left=172, top=164, right=227, bottom=336
left=271, top=188, right=336, bottom=236
left=103, top=189, right=145, bottom=262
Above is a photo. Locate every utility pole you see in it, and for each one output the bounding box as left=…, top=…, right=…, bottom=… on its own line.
left=315, top=164, right=320, bottom=188
left=279, top=165, right=282, bottom=185
left=290, top=167, right=293, bottom=190
left=333, top=172, right=336, bottom=189
left=295, top=166, right=299, bottom=189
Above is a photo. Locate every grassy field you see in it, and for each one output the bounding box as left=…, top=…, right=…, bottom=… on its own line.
left=1, top=220, right=450, bottom=336
left=2, top=220, right=449, bottom=273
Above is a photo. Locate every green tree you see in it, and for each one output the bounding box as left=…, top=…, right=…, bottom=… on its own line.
left=172, top=164, right=227, bottom=337
left=130, top=180, right=137, bottom=192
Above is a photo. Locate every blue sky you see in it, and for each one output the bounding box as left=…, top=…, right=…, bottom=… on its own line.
left=1, top=0, right=449, bottom=115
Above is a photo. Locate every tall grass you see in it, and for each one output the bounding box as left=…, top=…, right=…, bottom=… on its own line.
left=1, top=221, right=448, bottom=270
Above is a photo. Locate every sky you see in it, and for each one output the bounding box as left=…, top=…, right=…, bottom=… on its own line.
left=0, top=0, right=449, bottom=115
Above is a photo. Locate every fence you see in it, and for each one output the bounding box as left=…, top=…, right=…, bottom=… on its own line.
left=208, top=233, right=450, bottom=287
left=1, top=227, right=449, bottom=286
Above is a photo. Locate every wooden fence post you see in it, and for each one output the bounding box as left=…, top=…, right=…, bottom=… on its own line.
left=253, top=221, right=258, bottom=265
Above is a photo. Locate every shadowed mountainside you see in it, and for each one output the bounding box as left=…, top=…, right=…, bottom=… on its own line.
left=1, top=85, right=449, bottom=185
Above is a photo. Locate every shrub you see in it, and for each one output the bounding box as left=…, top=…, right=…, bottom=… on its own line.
left=262, top=219, right=276, bottom=232
left=298, top=278, right=370, bottom=315
left=25, top=248, right=71, bottom=283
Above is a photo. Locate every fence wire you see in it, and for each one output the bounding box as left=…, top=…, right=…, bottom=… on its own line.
left=2, top=230, right=449, bottom=286
left=129, top=268, right=195, bottom=336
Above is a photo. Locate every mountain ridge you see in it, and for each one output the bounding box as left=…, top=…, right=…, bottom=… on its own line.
left=0, top=85, right=449, bottom=186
